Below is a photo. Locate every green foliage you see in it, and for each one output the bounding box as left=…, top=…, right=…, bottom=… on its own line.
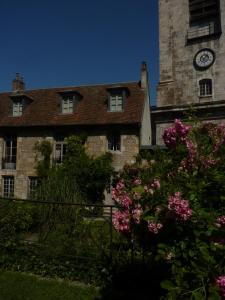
left=34, top=135, right=113, bottom=204
left=113, top=120, right=225, bottom=299
left=0, top=270, right=99, bottom=300
left=0, top=199, right=37, bottom=249
left=34, top=140, right=52, bottom=177
left=61, top=135, right=113, bottom=203
left=0, top=197, right=116, bottom=285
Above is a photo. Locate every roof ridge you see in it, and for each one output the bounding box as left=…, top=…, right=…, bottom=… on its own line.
left=0, top=80, right=139, bottom=95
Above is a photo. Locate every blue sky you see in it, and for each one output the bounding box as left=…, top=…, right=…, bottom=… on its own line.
left=0, top=0, right=159, bottom=104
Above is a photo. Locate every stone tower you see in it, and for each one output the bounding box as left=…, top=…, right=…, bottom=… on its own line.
left=157, top=0, right=225, bottom=107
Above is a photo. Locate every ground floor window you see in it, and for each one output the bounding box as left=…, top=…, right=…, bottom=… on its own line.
left=28, top=177, right=41, bottom=198
left=107, top=133, right=121, bottom=151
left=3, top=176, right=14, bottom=198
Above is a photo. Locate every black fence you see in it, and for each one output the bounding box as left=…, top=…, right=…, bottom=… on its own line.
left=0, top=197, right=135, bottom=283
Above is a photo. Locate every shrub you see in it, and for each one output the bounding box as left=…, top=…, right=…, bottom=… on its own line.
left=112, top=120, right=225, bottom=299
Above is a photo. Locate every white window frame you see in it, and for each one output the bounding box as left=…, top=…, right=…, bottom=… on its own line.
left=28, top=177, right=40, bottom=198
left=3, top=176, right=14, bottom=198
left=199, top=78, right=212, bottom=97
left=55, top=138, right=67, bottom=164
left=13, top=100, right=23, bottom=116
left=3, top=136, right=17, bottom=169
left=62, top=95, right=74, bottom=114
left=109, top=93, right=123, bottom=112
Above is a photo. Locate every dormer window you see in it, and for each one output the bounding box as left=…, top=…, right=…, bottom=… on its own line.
left=62, top=95, right=74, bottom=114
left=13, top=100, right=23, bottom=116
left=10, top=93, right=33, bottom=117
left=108, top=88, right=128, bottom=112
left=59, top=91, right=82, bottom=114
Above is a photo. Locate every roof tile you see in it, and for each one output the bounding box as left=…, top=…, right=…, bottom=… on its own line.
left=0, top=82, right=144, bottom=127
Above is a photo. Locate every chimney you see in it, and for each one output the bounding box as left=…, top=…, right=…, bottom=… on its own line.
left=141, top=61, right=148, bottom=90
left=12, top=73, right=25, bottom=92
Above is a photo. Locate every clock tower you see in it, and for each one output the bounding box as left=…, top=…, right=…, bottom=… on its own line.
left=157, top=0, right=225, bottom=107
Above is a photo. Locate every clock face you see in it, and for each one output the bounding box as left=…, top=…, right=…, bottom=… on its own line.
left=194, top=49, right=215, bottom=69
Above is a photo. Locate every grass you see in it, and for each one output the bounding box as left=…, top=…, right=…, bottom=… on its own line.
left=0, top=270, right=99, bottom=300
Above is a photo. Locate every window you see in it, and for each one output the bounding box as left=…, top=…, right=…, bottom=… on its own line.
left=199, top=79, right=212, bottom=96
left=2, top=136, right=17, bottom=169
left=108, top=88, right=128, bottom=112
left=189, top=0, right=220, bottom=25
left=55, top=138, right=67, bottom=164
left=3, top=176, right=14, bottom=198
left=12, top=100, right=23, bottom=116
left=109, top=93, right=123, bottom=112
left=108, top=133, right=121, bottom=151
left=188, top=0, right=221, bottom=40
left=28, top=177, right=41, bottom=198
left=62, top=95, right=74, bottom=114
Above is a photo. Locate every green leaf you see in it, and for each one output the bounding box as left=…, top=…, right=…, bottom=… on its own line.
left=161, top=280, right=175, bottom=290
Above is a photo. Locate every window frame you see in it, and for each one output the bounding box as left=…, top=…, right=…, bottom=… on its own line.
left=2, top=136, right=17, bottom=169
left=54, top=137, right=67, bottom=164
left=187, top=0, right=221, bottom=41
left=199, top=78, right=213, bottom=97
left=108, top=89, right=127, bottom=112
left=3, top=176, right=14, bottom=198
left=12, top=100, right=23, bottom=117
left=61, top=94, right=74, bottom=114
left=107, top=132, right=121, bottom=152
left=28, top=177, right=41, bottom=198
left=189, top=0, right=220, bottom=25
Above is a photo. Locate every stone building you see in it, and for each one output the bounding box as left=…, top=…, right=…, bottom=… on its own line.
left=152, top=0, right=225, bottom=145
left=0, top=64, right=151, bottom=199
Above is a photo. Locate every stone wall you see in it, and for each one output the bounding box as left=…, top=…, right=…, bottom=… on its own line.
left=86, top=129, right=139, bottom=171
left=0, top=126, right=139, bottom=199
left=157, top=0, right=225, bottom=106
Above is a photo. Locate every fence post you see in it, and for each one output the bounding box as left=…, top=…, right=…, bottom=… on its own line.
left=109, top=206, right=113, bottom=264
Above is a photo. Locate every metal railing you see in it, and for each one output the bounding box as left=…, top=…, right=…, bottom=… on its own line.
left=1, top=158, right=16, bottom=169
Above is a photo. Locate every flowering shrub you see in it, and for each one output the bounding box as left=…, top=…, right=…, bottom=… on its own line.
left=168, top=192, right=192, bottom=221
left=216, top=276, right=225, bottom=299
left=112, top=119, right=225, bottom=299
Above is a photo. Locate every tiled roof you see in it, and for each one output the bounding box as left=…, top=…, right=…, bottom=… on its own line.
left=0, top=81, right=144, bottom=127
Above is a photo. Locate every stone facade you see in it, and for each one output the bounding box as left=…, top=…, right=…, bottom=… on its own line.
left=86, top=129, right=139, bottom=170
left=0, top=126, right=140, bottom=199
left=153, top=0, right=225, bottom=145
left=0, top=62, right=151, bottom=200
left=157, top=0, right=225, bottom=106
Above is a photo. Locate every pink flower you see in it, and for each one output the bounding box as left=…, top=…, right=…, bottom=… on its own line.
left=216, top=215, right=225, bottom=227
left=148, top=221, right=163, bottom=234
left=111, top=181, right=132, bottom=208
left=168, top=192, right=192, bottom=221
left=144, top=185, right=154, bottom=195
left=144, top=179, right=160, bottom=194
left=202, top=157, right=217, bottom=169
left=216, top=276, right=225, bottom=298
left=116, top=180, right=125, bottom=191
left=115, top=193, right=132, bottom=208
left=133, top=178, right=142, bottom=186
left=163, top=119, right=191, bottom=148
left=112, top=210, right=130, bottom=233
left=151, top=179, right=160, bottom=189
left=133, top=191, right=141, bottom=200
left=132, top=205, right=142, bottom=224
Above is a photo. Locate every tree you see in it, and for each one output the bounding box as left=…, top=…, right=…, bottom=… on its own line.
left=35, top=135, right=113, bottom=204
